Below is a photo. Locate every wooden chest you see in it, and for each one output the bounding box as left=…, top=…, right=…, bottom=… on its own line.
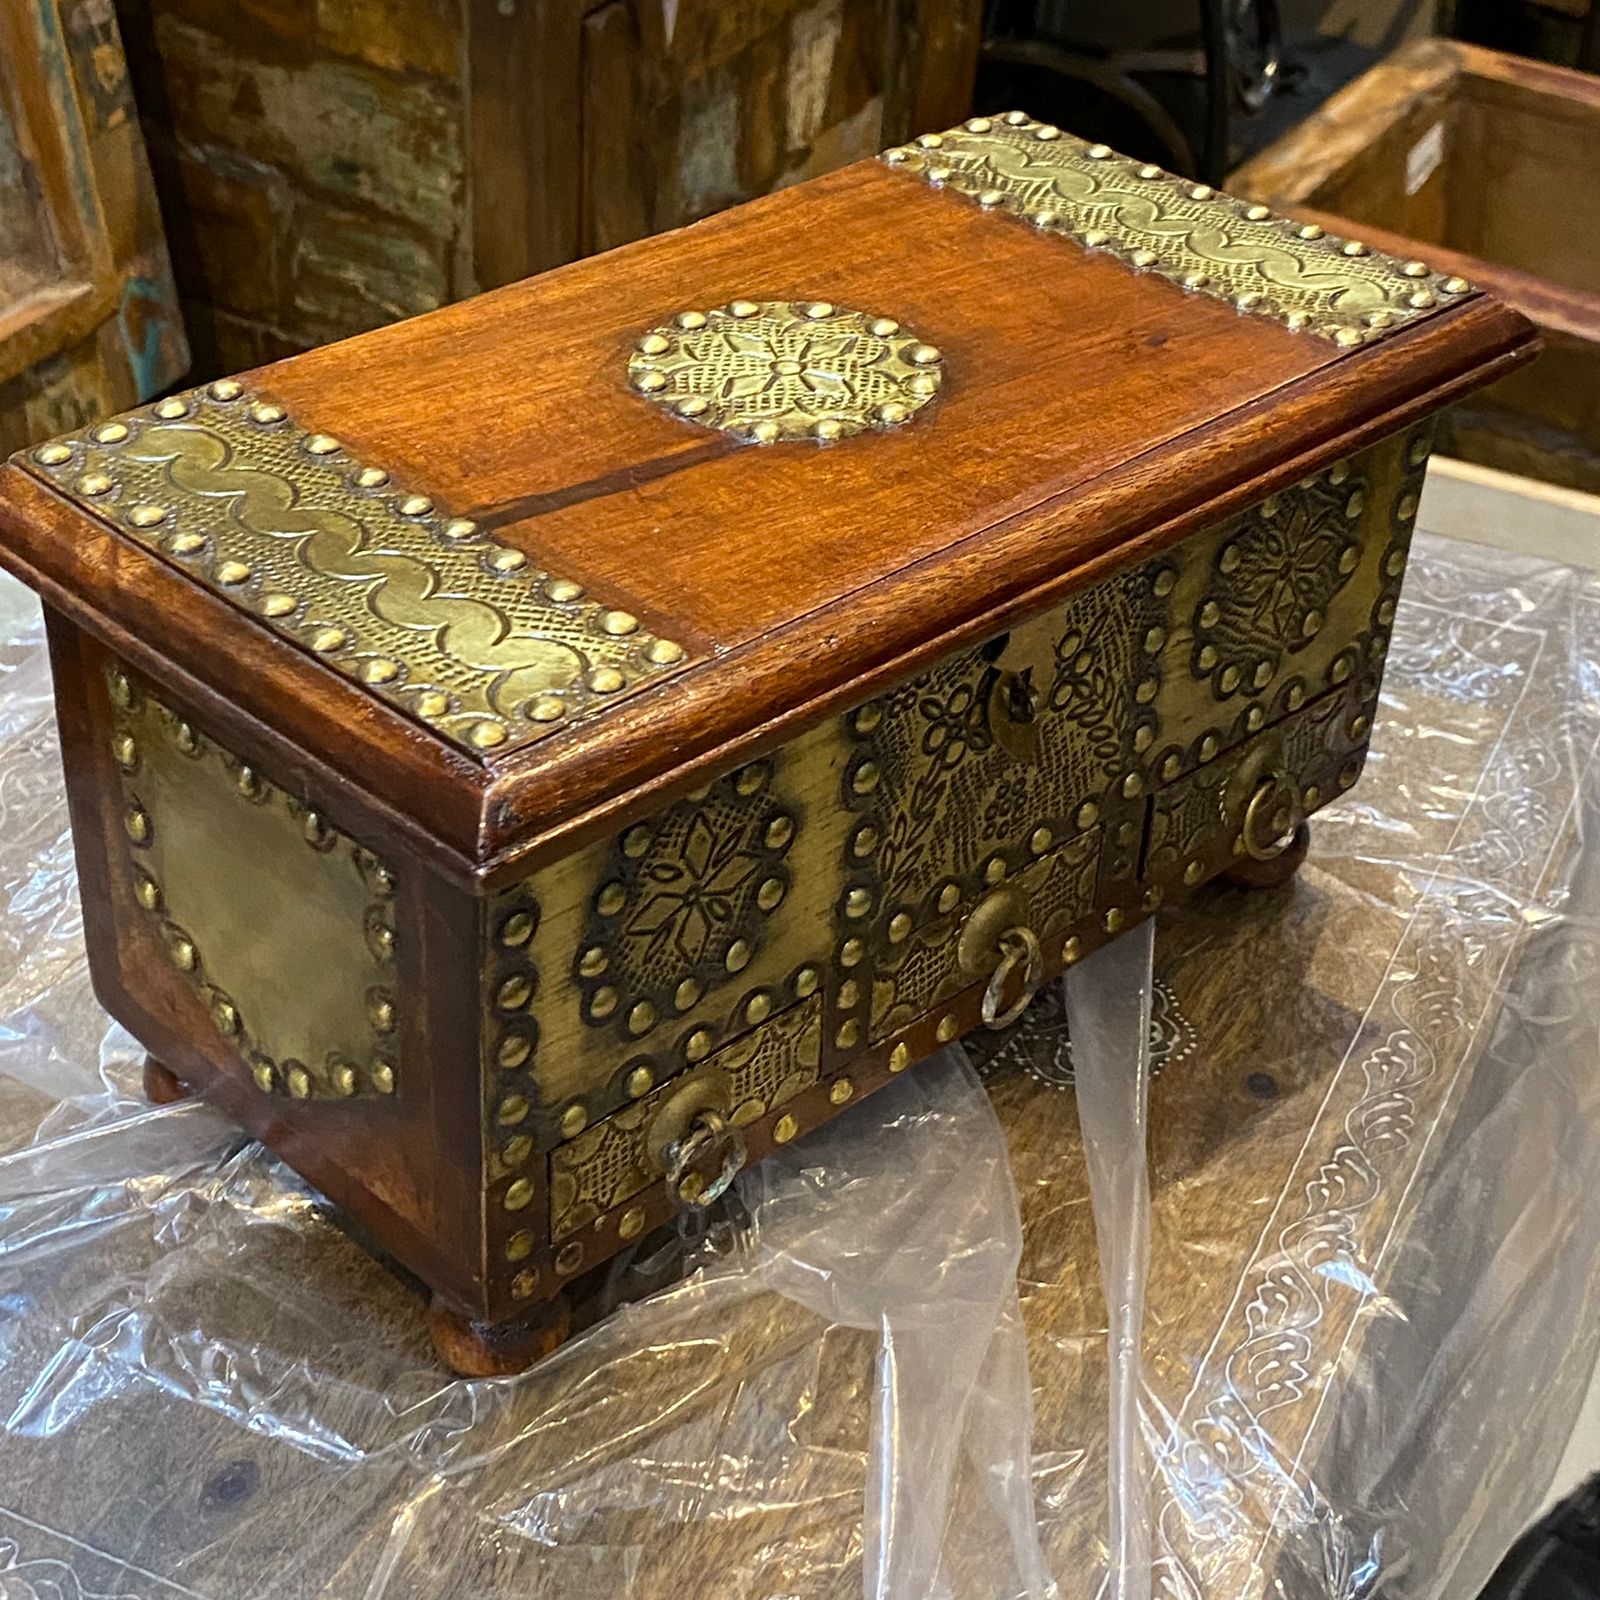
left=0, top=113, right=1534, bottom=1373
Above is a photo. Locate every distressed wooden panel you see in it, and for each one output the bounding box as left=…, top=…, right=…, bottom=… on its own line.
left=0, top=0, right=187, bottom=453
left=113, top=0, right=980, bottom=368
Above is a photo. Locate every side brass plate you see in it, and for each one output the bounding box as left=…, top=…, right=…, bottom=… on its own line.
left=22, top=385, right=690, bottom=757
left=110, top=664, right=400, bottom=1100
left=883, top=113, right=1473, bottom=347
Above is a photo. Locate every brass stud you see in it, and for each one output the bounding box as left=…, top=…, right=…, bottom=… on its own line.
left=1348, top=713, right=1370, bottom=740
left=579, top=945, right=608, bottom=977
left=248, top=401, right=285, bottom=425
left=813, top=418, right=843, bottom=442
left=1198, top=733, right=1219, bottom=761
left=794, top=966, right=820, bottom=998
left=676, top=396, right=709, bottom=418
left=627, top=1000, right=656, bottom=1036
left=1152, top=567, right=1177, bottom=597
left=851, top=760, right=881, bottom=795
left=1135, top=677, right=1159, bottom=704
left=621, top=824, right=652, bottom=859
left=168, top=933, right=197, bottom=972
left=829, top=1078, right=854, bottom=1106
left=840, top=936, right=865, bottom=968
left=305, top=434, right=340, bottom=456
left=773, top=1113, right=799, bottom=1143
left=134, top=872, right=162, bottom=911
left=638, top=332, right=670, bottom=355
left=1122, top=772, right=1143, bottom=799
left=1397, top=492, right=1419, bottom=522
left=78, top=472, right=113, bottom=497
left=1087, top=143, right=1111, bottom=159
left=127, top=504, right=166, bottom=528
left=619, top=1205, right=647, bottom=1240
left=728, top=300, right=759, bottom=318
left=511, top=1269, right=538, bottom=1300
left=309, top=625, right=348, bottom=654
left=216, top=559, right=253, bottom=586
left=498, top=974, right=534, bottom=1012
left=590, top=667, right=626, bottom=694
left=844, top=887, right=872, bottom=919
left=488, top=548, right=527, bottom=576
left=1286, top=683, right=1305, bottom=710
left=838, top=979, right=860, bottom=1011
left=1245, top=706, right=1264, bottom=732
left=1104, top=907, right=1125, bottom=933
left=935, top=1013, right=959, bottom=1043
left=500, top=911, right=536, bottom=949
left=674, top=976, right=702, bottom=1011
left=1244, top=203, right=1272, bottom=221
left=155, top=398, right=189, bottom=419
left=1061, top=935, right=1082, bottom=965
left=1161, top=753, right=1182, bottom=782
left=596, top=881, right=626, bottom=916
left=124, top=806, right=151, bottom=845
left=252, top=1062, right=276, bottom=1093
left=497, top=1034, right=532, bottom=1070
left=1144, top=626, right=1166, bottom=654
left=260, top=592, right=296, bottom=616
left=755, top=876, right=785, bottom=912
left=981, top=855, right=1005, bottom=886
left=1377, top=598, right=1396, bottom=626
left=353, top=466, right=389, bottom=489
left=210, top=379, right=243, bottom=401
left=908, top=343, right=941, bottom=365
left=1252, top=661, right=1273, bottom=689
left=1342, top=240, right=1370, bottom=258
left=530, top=696, right=565, bottom=723
left=852, top=701, right=883, bottom=733
left=505, top=1230, right=535, bottom=1263
left=764, top=814, right=794, bottom=850
left=35, top=442, right=73, bottom=465
left=889, top=1042, right=911, bottom=1073
left=852, top=824, right=879, bottom=857
left=836, top=1019, right=860, bottom=1050
left=876, top=400, right=910, bottom=425
left=734, top=763, right=768, bottom=797
left=555, top=1241, right=584, bottom=1275
left=285, top=1064, right=311, bottom=1099
left=211, top=995, right=240, bottom=1036
left=588, top=985, right=618, bottom=1020
left=744, top=991, right=772, bottom=1026
left=725, top=937, right=752, bottom=973
left=1184, top=860, right=1205, bottom=886
left=1401, top=259, right=1430, bottom=278
left=937, top=881, right=961, bottom=914
left=498, top=1094, right=530, bottom=1126
left=1331, top=655, right=1353, bottom=685
left=560, top=1102, right=588, bottom=1138
left=1076, top=800, right=1100, bottom=830
left=601, top=610, right=638, bottom=636
left=112, top=732, right=138, bottom=770
left=1219, top=664, right=1242, bottom=694
left=546, top=577, right=584, bottom=603
left=1339, top=759, right=1361, bottom=790
left=1304, top=784, right=1322, bottom=809
left=1143, top=885, right=1163, bottom=912
left=503, top=1178, right=534, bottom=1212
left=1197, top=645, right=1219, bottom=672
left=1301, top=610, right=1323, bottom=638
left=624, top=1064, right=654, bottom=1099
left=685, top=1028, right=714, bottom=1062
left=803, top=301, right=834, bottom=320
left=1443, top=276, right=1470, bottom=295
left=1198, top=600, right=1221, bottom=629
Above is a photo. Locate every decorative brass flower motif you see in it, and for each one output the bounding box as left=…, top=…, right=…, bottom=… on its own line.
left=627, top=299, right=944, bottom=444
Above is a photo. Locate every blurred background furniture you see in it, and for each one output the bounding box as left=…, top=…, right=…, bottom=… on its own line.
left=0, top=0, right=186, bottom=454
left=1233, top=41, right=1600, bottom=495
left=109, top=0, right=983, bottom=376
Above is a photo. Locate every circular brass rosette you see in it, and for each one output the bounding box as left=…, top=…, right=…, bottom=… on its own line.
left=627, top=299, right=944, bottom=444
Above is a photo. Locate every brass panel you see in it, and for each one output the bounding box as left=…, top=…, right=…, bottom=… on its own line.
left=627, top=300, right=943, bottom=443
left=109, top=665, right=399, bottom=1100
left=882, top=114, right=1473, bottom=347
left=20, top=384, right=689, bottom=757
left=548, top=995, right=822, bottom=1239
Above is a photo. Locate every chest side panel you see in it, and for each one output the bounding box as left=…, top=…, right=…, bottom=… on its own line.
left=474, top=422, right=1428, bottom=1312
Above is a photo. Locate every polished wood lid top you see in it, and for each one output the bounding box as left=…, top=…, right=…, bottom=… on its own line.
left=0, top=119, right=1537, bottom=866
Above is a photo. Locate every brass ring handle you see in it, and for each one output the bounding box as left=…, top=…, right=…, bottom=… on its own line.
left=664, top=1107, right=747, bottom=1210
left=1241, top=774, right=1304, bottom=862
left=981, top=926, right=1044, bottom=1030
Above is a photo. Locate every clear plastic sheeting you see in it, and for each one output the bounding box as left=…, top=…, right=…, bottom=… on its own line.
left=1, top=527, right=1600, bottom=1599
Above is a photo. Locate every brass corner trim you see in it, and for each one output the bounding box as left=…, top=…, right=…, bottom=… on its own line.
left=20, top=382, right=692, bottom=759
left=627, top=299, right=944, bottom=443
left=882, top=112, right=1473, bottom=347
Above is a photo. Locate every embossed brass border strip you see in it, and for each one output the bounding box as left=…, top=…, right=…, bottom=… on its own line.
left=20, top=383, right=691, bottom=758
left=882, top=113, right=1473, bottom=347
left=110, top=662, right=401, bottom=1101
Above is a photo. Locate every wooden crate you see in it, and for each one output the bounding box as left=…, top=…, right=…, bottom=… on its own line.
left=1232, top=39, right=1600, bottom=495
left=111, top=0, right=981, bottom=376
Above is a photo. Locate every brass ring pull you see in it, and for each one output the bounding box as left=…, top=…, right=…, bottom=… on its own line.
left=1242, top=774, right=1304, bottom=862
left=981, top=926, right=1044, bottom=1030
left=664, top=1107, right=747, bottom=1210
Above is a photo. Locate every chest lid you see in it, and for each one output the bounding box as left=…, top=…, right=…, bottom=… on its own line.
left=0, top=112, right=1535, bottom=868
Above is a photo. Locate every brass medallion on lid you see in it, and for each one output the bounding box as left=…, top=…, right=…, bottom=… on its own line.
left=628, top=300, right=943, bottom=444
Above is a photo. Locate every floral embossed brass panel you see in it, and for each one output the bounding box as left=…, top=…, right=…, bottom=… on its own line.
left=109, top=664, right=400, bottom=1100
left=628, top=300, right=943, bottom=443
left=20, top=386, right=690, bottom=757
left=882, top=114, right=1473, bottom=346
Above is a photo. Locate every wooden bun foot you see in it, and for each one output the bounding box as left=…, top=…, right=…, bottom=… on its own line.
left=428, top=1292, right=572, bottom=1378
left=142, top=1054, right=192, bottom=1105
left=1221, top=822, right=1312, bottom=891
